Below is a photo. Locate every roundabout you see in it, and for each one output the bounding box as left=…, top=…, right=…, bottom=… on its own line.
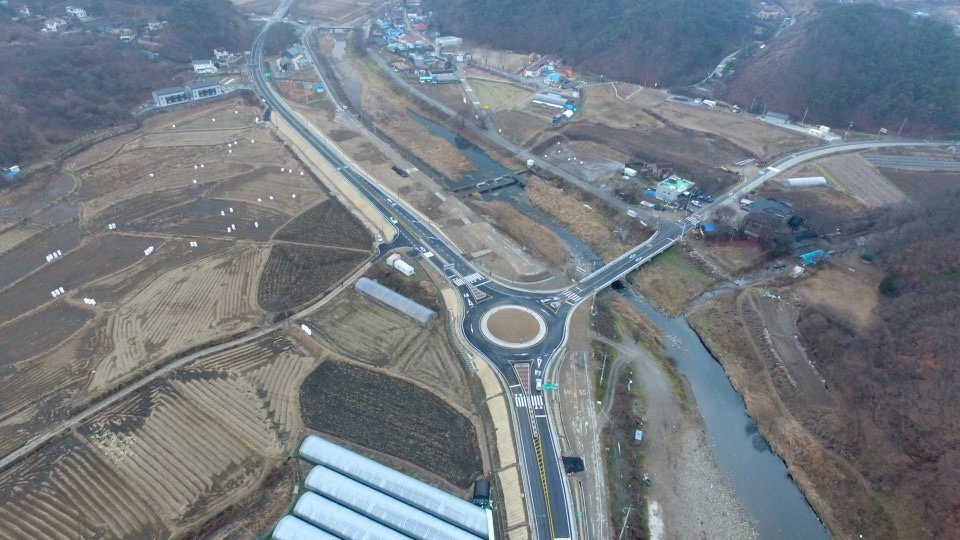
left=479, top=305, right=548, bottom=349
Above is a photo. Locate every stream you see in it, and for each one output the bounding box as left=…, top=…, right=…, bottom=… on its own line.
left=403, top=111, right=830, bottom=539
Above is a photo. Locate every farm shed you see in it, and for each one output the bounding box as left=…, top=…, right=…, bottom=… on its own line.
left=271, top=515, right=339, bottom=540
left=762, top=111, right=790, bottom=125
left=294, top=492, right=408, bottom=539
left=782, top=176, right=827, bottom=188
left=305, top=466, right=485, bottom=540
left=299, top=435, right=490, bottom=539
left=355, top=277, right=436, bottom=324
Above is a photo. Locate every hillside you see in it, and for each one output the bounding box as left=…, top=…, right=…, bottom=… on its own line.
left=159, top=0, right=255, bottom=62
left=428, top=0, right=751, bottom=85
left=0, top=0, right=256, bottom=165
left=720, top=4, right=960, bottom=135
left=797, top=191, right=960, bottom=537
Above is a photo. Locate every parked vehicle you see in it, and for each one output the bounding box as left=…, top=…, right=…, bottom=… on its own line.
left=391, top=165, right=409, bottom=177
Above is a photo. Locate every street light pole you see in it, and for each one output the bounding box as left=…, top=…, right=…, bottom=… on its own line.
left=801, top=107, right=808, bottom=125
left=898, top=117, right=908, bottom=136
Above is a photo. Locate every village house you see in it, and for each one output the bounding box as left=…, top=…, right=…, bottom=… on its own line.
left=65, top=6, right=87, bottom=18
left=213, top=47, right=230, bottom=61
left=43, top=18, right=68, bottom=32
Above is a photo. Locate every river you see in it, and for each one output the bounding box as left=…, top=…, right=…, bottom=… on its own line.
left=407, top=111, right=830, bottom=539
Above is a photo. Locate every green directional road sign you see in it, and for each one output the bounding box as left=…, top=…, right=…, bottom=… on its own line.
left=543, top=383, right=558, bottom=391
left=263, top=72, right=271, bottom=77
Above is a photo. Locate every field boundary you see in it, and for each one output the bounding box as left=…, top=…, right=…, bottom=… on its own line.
left=271, top=112, right=396, bottom=242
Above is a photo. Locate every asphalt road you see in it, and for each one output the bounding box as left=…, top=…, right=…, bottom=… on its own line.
left=252, top=24, right=953, bottom=539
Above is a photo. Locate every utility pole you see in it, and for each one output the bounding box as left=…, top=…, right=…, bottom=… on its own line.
left=801, top=107, right=808, bottom=125
left=898, top=117, right=908, bottom=136
left=618, top=507, right=633, bottom=540
left=599, top=353, right=608, bottom=384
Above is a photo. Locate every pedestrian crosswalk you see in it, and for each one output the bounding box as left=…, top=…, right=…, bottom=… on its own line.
left=560, top=289, right=582, bottom=303
left=684, top=215, right=702, bottom=225
left=514, top=393, right=544, bottom=409
left=452, top=272, right=486, bottom=288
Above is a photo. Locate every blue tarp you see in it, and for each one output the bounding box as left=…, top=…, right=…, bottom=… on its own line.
left=3, top=170, right=18, bottom=178
left=800, top=250, right=830, bottom=266
left=703, top=223, right=717, bottom=232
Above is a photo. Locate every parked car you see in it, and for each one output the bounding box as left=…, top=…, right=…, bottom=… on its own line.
left=391, top=165, right=409, bottom=177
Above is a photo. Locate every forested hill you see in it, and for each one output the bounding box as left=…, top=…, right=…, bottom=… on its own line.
left=721, top=4, right=960, bottom=134
left=160, top=0, right=255, bottom=61
left=429, top=0, right=751, bottom=85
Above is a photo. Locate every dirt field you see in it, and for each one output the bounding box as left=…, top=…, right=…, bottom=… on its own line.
left=289, top=0, right=375, bottom=23
left=816, top=153, right=908, bottom=208
left=300, top=360, right=483, bottom=489
left=273, top=199, right=371, bottom=248
left=471, top=200, right=569, bottom=267
left=257, top=243, right=368, bottom=312
left=0, top=334, right=319, bottom=539
left=0, top=97, right=374, bottom=536
left=305, top=288, right=472, bottom=409
left=486, top=308, right=541, bottom=342
left=469, top=79, right=534, bottom=111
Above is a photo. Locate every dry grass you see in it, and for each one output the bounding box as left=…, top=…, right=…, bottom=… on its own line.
left=629, top=247, right=717, bottom=316
left=793, top=265, right=879, bottom=331
left=649, top=101, right=816, bottom=159
left=469, top=79, right=534, bottom=111
left=476, top=200, right=568, bottom=267
left=577, top=83, right=664, bottom=131
left=525, top=178, right=632, bottom=261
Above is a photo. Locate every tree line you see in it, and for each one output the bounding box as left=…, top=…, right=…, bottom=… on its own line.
left=428, top=0, right=751, bottom=85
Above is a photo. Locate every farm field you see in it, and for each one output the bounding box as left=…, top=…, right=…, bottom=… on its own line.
left=0, top=96, right=375, bottom=538
left=257, top=243, right=369, bottom=313
left=300, top=360, right=483, bottom=490
left=0, top=334, right=320, bottom=539
left=305, top=288, right=472, bottom=409
left=274, top=199, right=370, bottom=248
left=469, top=78, right=533, bottom=112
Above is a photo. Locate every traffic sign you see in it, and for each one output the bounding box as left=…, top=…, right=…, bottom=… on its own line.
left=543, top=383, right=558, bottom=391
left=264, top=72, right=271, bottom=77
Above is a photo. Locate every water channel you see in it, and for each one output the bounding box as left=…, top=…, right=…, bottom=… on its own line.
left=407, top=111, right=830, bottom=539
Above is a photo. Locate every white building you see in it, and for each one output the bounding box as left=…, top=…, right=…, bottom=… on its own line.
left=43, top=18, right=68, bottom=32
left=65, top=6, right=87, bottom=18
left=191, top=59, right=218, bottom=74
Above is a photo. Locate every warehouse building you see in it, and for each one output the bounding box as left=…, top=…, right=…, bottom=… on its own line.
left=186, top=80, right=224, bottom=100
left=298, top=435, right=491, bottom=539
left=151, top=86, right=190, bottom=107
left=654, top=175, right=695, bottom=203
left=355, top=276, right=436, bottom=324
left=151, top=80, right=223, bottom=108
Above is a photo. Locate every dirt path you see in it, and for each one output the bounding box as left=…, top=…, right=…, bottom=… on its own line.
left=590, top=334, right=758, bottom=540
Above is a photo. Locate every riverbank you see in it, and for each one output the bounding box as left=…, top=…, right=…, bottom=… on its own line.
left=583, top=293, right=758, bottom=540
left=687, top=290, right=893, bottom=540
